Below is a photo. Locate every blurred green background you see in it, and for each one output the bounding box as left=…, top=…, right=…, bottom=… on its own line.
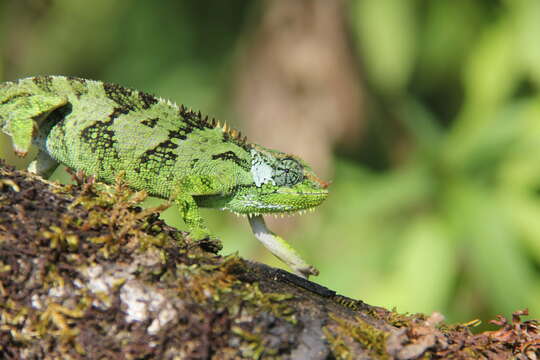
left=1, top=0, right=539, bottom=326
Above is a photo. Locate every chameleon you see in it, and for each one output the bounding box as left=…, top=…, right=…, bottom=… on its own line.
left=0, top=75, right=329, bottom=278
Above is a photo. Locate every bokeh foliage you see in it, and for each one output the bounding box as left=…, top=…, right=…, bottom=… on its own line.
left=0, top=0, right=538, bottom=325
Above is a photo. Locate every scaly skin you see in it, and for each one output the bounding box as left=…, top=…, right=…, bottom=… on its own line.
left=0, top=76, right=329, bottom=278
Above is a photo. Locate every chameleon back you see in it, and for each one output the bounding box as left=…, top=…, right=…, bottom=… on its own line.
left=6, top=76, right=253, bottom=199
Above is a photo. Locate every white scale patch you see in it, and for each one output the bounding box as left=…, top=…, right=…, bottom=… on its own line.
left=250, top=149, right=275, bottom=187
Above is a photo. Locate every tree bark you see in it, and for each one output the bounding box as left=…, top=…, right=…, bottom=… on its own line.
left=0, top=163, right=538, bottom=359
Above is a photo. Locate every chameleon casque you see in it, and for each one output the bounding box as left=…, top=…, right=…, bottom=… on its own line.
left=0, top=76, right=328, bottom=278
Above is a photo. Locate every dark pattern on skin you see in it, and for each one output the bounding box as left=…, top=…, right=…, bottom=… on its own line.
left=222, top=132, right=231, bottom=143
left=168, top=129, right=187, bottom=141
left=32, top=76, right=54, bottom=92
left=179, top=106, right=213, bottom=132
left=103, top=83, right=136, bottom=113
left=80, top=116, right=120, bottom=169
left=67, top=77, right=89, bottom=98
left=189, top=158, right=199, bottom=169
left=141, top=117, right=159, bottom=128
left=212, top=151, right=250, bottom=170
left=110, top=106, right=131, bottom=120
left=140, top=109, right=209, bottom=142
left=138, top=91, right=158, bottom=109
left=0, top=92, right=31, bottom=105
left=67, top=76, right=87, bottom=84
left=136, top=109, right=221, bottom=178
left=136, top=139, right=178, bottom=177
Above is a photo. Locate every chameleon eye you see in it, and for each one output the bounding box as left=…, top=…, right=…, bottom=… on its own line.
left=273, top=158, right=304, bottom=187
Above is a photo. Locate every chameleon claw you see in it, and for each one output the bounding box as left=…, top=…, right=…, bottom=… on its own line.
left=14, top=148, right=28, bottom=157
left=297, top=265, right=319, bottom=278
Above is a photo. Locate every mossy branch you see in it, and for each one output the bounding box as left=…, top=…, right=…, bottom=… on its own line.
left=0, top=163, right=537, bottom=359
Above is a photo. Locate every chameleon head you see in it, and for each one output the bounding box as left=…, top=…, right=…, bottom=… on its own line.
left=224, top=145, right=329, bottom=216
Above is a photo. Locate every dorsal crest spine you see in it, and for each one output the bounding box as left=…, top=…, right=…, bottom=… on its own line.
left=177, top=103, right=248, bottom=146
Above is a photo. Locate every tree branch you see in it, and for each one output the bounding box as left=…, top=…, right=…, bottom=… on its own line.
left=0, top=163, right=537, bottom=359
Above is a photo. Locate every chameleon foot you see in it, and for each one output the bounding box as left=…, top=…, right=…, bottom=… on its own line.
left=248, top=215, right=319, bottom=279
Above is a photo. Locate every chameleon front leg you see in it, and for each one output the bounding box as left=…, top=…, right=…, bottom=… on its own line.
left=248, top=215, right=319, bottom=279
left=174, top=193, right=214, bottom=241
left=173, top=175, right=227, bottom=241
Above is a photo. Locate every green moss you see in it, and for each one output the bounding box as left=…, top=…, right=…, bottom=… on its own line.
left=385, top=311, right=424, bottom=328
left=323, top=326, right=353, bottom=360
left=325, top=315, right=389, bottom=360
left=232, top=326, right=266, bottom=359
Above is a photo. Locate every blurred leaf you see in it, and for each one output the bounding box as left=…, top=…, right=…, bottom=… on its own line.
left=399, top=97, right=443, bottom=156
left=310, top=160, right=436, bottom=297
left=351, top=0, right=417, bottom=93
left=444, top=17, right=517, bottom=168
left=462, top=18, right=518, bottom=108
left=470, top=206, right=540, bottom=317
left=443, top=100, right=528, bottom=177
left=497, top=99, right=540, bottom=192
left=418, top=0, right=483, bottom=85
left=508, top=0, right=540, bottom=87
left=497, top=99, right=540, bottom=263
left=15, top=0, right=128, bottom=74
left=369, top=216, right=456, bottom=314
left=330, top=163, right=433, bottom=220
left=445, top=183, right=540, bottom=317
left=503, top=196, right=540, bottom=264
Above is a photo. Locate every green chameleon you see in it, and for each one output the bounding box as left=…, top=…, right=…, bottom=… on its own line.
left=0, top=76, right=329, bottom=278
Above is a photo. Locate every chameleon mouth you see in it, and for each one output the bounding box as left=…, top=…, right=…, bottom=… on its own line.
left=220, top=188, right=328, bottom=217
left=229, top=206, right=318, bottom=218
